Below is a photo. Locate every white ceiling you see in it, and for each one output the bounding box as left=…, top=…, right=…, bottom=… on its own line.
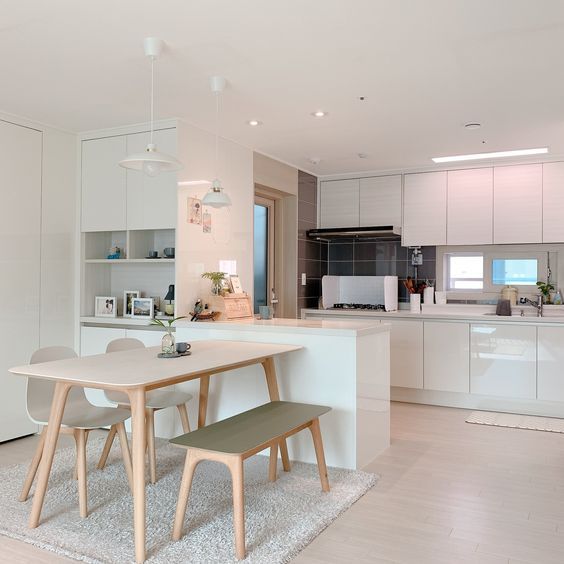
left=2, top=0, right=564, bottom=176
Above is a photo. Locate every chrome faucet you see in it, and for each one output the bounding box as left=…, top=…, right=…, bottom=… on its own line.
left=524, top=294, right=543, bottom=317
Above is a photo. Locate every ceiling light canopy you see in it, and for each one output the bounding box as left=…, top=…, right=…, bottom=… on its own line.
left=202, top=76, right=232, bottom=208
left=119, top=37, right=182, bottom=177
left=432, top=147, right=548, bottom=164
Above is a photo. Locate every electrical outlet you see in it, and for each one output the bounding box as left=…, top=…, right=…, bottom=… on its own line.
left=301, top=273, right=307, bottom=285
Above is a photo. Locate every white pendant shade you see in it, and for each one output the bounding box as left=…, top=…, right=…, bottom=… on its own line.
left=202, top=179, right=232, bottom=208
left=119, top=38, right=183, bottom=176
left=119, top=143, right=182, bottom=177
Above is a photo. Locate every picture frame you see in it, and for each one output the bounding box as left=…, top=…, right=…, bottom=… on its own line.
left=131, top=297, right=154, bottom=319
left=229, top=275, right=244, bottom=294
left=95, top=296, right=117, bottom=318
left=123, top=290, right=140, bottom=317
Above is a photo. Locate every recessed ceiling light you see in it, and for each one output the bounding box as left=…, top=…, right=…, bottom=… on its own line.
left=247, top=120, right=262, bottom=126
left=311, top=111, right=328, bottom=118
left=432, top=147, right=548, bottom=164
left=464, top=122, right=481, bottom=130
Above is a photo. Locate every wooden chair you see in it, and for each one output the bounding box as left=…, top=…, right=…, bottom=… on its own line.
left=170, top=401, right=331, bottom=560
left=98, top=338, right=193, bottom=483
left=20, top=346, right=133, bottom=518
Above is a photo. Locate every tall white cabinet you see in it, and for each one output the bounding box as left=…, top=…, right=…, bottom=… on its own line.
left=542, top=162, right=564, bottom=243
left=0, top=120, right=42, bottom=442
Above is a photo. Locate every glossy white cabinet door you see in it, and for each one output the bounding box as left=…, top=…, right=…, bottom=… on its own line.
left=319, top=179, right=360, bottom=228
left=424, top=321, right=470, bottom=393
left=493, top=164, right=542, bottom=244
left=126, top=129, right=178, bottom=230
left=542, top=162, right=564, bottom=243
left=80, top=326, right=127, bottom=356
left=0, top=120, right=42, bottom=442
left=537, top=326, right=564, bottom=401
left=403, top=171, right=447, bottom=246
left=447, top=168, right=493, bottom=245
left=470, top=324, right=536, bottom=399
left=359, top=175, right=401, bottom=227
left=126, top=328, right=166, bottom=347
left=390, top=320, right=423, bottom=389
left=81, top=136, right=127, bottom=232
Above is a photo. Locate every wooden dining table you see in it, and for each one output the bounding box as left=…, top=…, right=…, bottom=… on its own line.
left=9, top=339, right=302, bottom=563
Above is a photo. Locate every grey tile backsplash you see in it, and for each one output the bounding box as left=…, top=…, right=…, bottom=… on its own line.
left=328, top=240, right=436, bottom=303
left=297, top=170, right=327, bottom=311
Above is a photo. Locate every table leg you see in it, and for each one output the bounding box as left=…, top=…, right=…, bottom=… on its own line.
left=198, top=375, right=210, bottom=429
left=127, top=387, right=147, bottom=564
left=261, top=357, right=291, bottom=472
left=29, top=382, right=72, bottom=528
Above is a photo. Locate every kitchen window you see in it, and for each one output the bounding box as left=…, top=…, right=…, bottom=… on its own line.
left=445, top=253, right=484, bottom=291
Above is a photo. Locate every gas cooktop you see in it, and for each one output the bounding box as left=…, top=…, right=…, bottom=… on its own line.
left=330, top=303, right=386, bottom=311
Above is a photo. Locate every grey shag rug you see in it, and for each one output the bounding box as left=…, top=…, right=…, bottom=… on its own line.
left=0, top=436, right=377, bottom=563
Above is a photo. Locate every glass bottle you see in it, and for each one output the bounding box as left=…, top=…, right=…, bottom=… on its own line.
left=161, top=330, right=175, bottom=354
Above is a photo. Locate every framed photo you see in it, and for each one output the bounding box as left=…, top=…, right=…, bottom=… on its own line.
left=131, top=297, right=154, bottom=319
left=123, top=290, right=140, bottom=317
left=95, top=296, right=117, bottom=318
left=229, top=275, right=244, bottom=294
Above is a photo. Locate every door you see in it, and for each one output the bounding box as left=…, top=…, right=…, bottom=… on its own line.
left=254, top=196, right=275, bottom=314
left=0, top=120, right=42, bottom=442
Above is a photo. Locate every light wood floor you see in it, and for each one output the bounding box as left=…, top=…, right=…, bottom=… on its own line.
left=2, top=403, right=564, bottom=563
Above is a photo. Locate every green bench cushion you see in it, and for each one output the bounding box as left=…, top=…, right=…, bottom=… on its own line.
left=170, top=401, right=331, bottom=455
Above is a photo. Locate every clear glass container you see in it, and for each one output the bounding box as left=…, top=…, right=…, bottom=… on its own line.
left=161, top=330, right=175, bottom=354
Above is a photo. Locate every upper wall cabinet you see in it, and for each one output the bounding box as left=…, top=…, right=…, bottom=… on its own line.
left=319, top=179, right=359, bottom=228
left=403, top=171, right=447, bottom=246
left=81, top=136, right=127, bottom=232
left=542, top=162, right=564, bottom=243
left=447, top=168, right=493, bottom=245
left=126, top=129, right=178, bottom=230
left=493, top=164, right=542, bottom=244
left=359, top=175, right=401, bottom=227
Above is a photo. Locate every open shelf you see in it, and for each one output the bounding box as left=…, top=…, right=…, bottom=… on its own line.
left=84, top=258, right=175, bottom=264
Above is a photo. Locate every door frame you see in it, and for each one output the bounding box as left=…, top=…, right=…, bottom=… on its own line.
left=254, top=194, right=275, bottom=308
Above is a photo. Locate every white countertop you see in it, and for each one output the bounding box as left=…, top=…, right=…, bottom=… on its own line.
left=302, top=304, right=564, bottom=325
left=176, top=317, right=388, bottom=337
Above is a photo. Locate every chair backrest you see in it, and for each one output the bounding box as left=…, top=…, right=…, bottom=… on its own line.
left=27, top=346, right=88, bottom=425
left=106, top=338, right=145, bottom=353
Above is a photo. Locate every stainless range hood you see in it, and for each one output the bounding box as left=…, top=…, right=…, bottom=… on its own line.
left=307, top=225, right=401, bottom=241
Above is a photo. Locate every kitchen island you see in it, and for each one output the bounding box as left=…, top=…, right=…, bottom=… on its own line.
left=175, top=318, right=390, bottom=470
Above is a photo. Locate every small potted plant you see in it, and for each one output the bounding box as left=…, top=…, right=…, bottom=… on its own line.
left=201, top=271, right=227, bottom=296
left=536, top=280, right=555, bottom=304
left=151, top=316, right=186, bottom=354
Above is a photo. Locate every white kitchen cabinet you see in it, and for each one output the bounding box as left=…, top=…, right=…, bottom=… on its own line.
left=390, top=320, right=423, bottom=389
left=537, top=326, right=564, bottom=401
left=470, top=324, right=536, bottom=399
left=126, top=129, right=178, bottom=230
left=0, top=120, right=42, bottom=442
left=126, top=329, right=167, bottom=347
left=424, top=321, right=469, bottom=393
left=542, top=162, right=564, bottom=242
left=402, top=171, right=447, bottom=246
left=319, top=179, right=359, bottom=228
left=447, top=168, right=493, bottom=245
left=493, top=164, right=542, bottom=244
left=80, top=326, right=127, bottom=356
left=81, top=136, right=127, bottom=232
left=359, top=175, right=402, bottom=227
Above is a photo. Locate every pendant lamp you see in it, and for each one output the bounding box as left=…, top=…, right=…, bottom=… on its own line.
left=202, top=76, right=231, bottom=208
left=119, top=37, right=182, bottom=176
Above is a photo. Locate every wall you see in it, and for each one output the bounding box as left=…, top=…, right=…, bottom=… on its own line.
left=298, top=170, right=327, bottom=311
left=327, top=241, right=436, bottom=303
left=175, top=120, right=254, bottom=315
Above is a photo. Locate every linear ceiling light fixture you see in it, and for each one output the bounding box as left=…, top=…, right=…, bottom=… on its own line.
left=432, top=147, right=548, bottom=164
left=202, top=76, right=231, bottom=208
left=119, top=37, right=182, bottom=176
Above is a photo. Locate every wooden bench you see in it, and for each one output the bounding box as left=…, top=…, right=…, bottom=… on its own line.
left=170, top=400, right=331, bottom=559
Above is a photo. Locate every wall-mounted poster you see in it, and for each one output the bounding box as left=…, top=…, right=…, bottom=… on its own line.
left=202, top=212, right=211, bottom=233
left=187, top=197, right=202, bottom=225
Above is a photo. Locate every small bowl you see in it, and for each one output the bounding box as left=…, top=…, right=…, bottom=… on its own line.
left=163, top=247, right=175, bottom=258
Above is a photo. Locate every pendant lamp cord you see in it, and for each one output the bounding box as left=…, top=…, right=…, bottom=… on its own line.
left=149, top=56, right=155, bottom=146
left=214, top=92, right=219, bottom=180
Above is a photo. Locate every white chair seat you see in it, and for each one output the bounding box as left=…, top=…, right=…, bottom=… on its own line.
left=32, top=405, right=133, bottom=430
left=106, top=389, right=193, bottom=410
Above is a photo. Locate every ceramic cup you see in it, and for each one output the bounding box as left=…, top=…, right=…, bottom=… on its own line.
left=176, top=342, right=191, bottom=354
left=163, top=247, right=175, bottom=258
left=148, top=250, right=158, bottom=258
left=259, top=305, right=273, bottom=320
